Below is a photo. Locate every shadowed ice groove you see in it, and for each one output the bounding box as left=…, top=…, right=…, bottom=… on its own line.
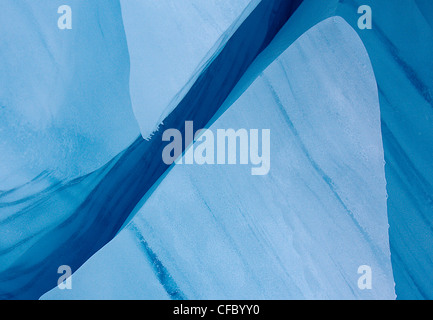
left=44, top=16, right=395, bottom=300
left=2, top=0, right=303, bottom=299
left=128, top=223, right=187, bottom=300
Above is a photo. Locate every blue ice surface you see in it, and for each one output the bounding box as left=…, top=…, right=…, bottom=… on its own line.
left=0, top=0, right=140, bottom=191
left=0, top=0, right=303, bottom=299
left=272, top=0, right=433, bottom=300
left=0, top=0, right=139, bottom=299
left=1, top=0, right=432, bottom=300
left=119, top=0, right=256, bottom=137
left=43, top=16, right=395, bottom=300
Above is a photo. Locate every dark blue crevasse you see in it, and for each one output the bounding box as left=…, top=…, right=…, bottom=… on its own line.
left=0, top=0, right=303, bottom=299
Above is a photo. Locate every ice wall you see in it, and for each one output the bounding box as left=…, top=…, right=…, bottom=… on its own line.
left=0, top=0, right=140, bottom=191
left=44, top=17, right=395, bottom=300
left=3, top=0, right=430, bottom=300
left=120, top=0, right=256, bottom=137
left=268, top=0, right=433, bottom=300
left=2, top=0, right=302, bottom=299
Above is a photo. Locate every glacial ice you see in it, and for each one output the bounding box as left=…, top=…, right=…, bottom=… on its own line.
left=120, top=0, right=256, bottom=137
left=3, top=0, right=299, bottom=299
left=1, top=0, right=431, bottom=300
left=0, top=0, right=140, bottom=191
left=268, top=0, right=433, bottom=300
left=43, top=16, right=395, bottom=300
